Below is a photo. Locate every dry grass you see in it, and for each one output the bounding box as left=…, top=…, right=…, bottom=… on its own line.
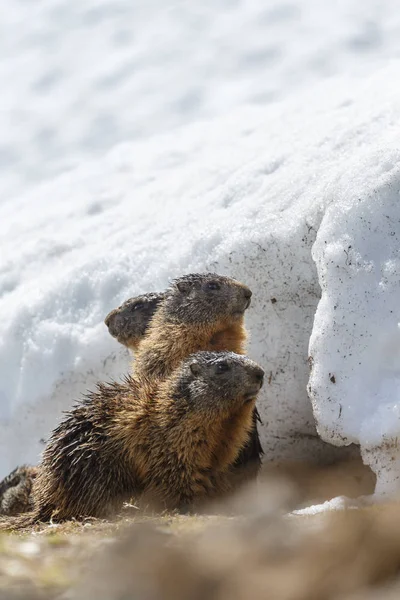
left=0, top=510, right=232, bottom=599
left=1, top=457, right=396, bottom=600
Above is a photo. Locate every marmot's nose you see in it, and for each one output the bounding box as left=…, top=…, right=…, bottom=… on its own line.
left=251, top=366, right=264, bottom=388
left=104, top=309, right=118, bottom=329
left=243, top=287, right=252, bottom=300
left=242, top=286, right=252, bottom=309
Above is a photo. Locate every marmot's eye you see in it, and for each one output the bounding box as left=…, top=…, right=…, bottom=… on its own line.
left=206, top=281, right=221, bottom=291
left=132, top=302, right=145, bottom=312
left=215, top=362, right=230, bottom=374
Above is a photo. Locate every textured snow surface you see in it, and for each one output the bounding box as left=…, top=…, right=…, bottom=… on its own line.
left=309, top=153, right=400, bottom=494
left=2, top=0, right=400, bottom=198
left=1, top=0, right=400, bottom=493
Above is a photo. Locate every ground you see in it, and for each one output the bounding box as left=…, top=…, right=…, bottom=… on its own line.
left=0, top=459, right=386, bottom=599
left=0, top=511, right=235, bottom=598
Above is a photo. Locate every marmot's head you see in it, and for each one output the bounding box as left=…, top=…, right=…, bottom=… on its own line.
left=104, top=292, right=164, bottom=349
left=163, top=273, right=252, bottom=325
left=170, top=351, right=264, bottom=416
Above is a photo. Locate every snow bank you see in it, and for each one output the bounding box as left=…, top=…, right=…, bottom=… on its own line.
left=2, top=0, right=400, bottom=493
left=2, top=62, right=400, bottom=479
left=309, top=145, right=400, bottom=496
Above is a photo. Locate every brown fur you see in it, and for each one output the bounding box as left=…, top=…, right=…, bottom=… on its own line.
left=136, top=318, right=248, bottom=378
left=0, top=465, right=37, bottom=516
left=0, top=352, right=263, bottom=529
left=104, top=289, right=246, bottom=356
left=134, top=274, right=251, bottom=381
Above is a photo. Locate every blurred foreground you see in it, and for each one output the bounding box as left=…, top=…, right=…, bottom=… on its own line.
left=4, top=457, right=400, bottom=599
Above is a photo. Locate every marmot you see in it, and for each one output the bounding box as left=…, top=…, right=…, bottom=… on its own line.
left=104, top=273, right=251, bottom=378
left=105, top=275, right=263, bottom=480
left=0, top=465, right=37, bottom=516
left=0, top=352, right=264, bottom=528
left=1, top=274, right=259, bottom=519
left=105, top=292, right=164, bottom=351
left=134, top=273, right=251, bottom=380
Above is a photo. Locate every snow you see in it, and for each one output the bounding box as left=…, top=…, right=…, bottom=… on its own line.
left=2, top=0, right=400, bottom=199
left=1, top=0, right=400, bottom=495
left=291, top=496, right=359, bottom=516
left=309, top=154, right=400, bottom=495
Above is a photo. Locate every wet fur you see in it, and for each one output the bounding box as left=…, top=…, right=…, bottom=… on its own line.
left=0, top=274, right=261, bottom=524
left=0, top=465, right=37, bottom=516
left=0, top=353, right=260, bottom=530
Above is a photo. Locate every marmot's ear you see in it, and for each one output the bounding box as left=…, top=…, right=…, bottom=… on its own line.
left=176, top=281, right=191, bottom=294
left=190, top=362, right=202, bottom=376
